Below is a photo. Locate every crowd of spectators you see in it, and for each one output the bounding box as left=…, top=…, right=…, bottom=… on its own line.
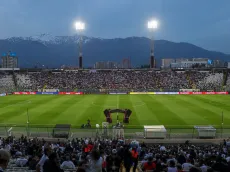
left=17, top=70, right=224, bottom=91
left=0, top=72, right=15, bottom=93
left=28, top=71, right=192, bottom=90
left=226, top=75, right=230, bottom=91
left=1, top=135, right=230, bottom=172
left=0, top=70, right=225, bottom=93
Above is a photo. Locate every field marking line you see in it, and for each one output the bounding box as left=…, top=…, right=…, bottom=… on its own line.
left=72, top=98, right=90, bottom=105
left=0, top=123, right=58, bottom=127
left=1, top=100, right=31, bottom=109
left=133, top=101, right=146, bottom=107
left=91, top=102, right=116, bottom=108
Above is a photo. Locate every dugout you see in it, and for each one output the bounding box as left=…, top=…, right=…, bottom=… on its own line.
left=194, top=126, right=216, bottom=138
left=144, top=125, right=167, bottom=139
left=53, top=124, right=71, bottom=138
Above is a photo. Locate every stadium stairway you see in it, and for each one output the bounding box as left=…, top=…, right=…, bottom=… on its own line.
left=223, top=69, right=228, bottom=86
left=186, top=73, right=194, bottom=88
left=12, top=72, right=18, bottom=89
left=43, top=84, right=47, bottom=90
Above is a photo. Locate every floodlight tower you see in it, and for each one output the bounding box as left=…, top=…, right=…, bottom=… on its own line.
left=147, top=20, right=158, bottom=68
left=75, top=21, right=85, bottom=69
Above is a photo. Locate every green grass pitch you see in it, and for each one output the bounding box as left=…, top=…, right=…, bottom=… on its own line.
left=0, top=95, right=230, bottom=129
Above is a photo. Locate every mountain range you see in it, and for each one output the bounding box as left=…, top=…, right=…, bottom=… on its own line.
left=0, top=34, right=230, bottom=68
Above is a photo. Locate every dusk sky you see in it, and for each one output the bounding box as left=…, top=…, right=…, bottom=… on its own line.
left=0, top=0, right=230, bottom=53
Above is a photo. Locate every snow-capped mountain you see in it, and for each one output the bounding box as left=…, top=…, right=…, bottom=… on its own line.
left=6, top=33, right=93, bottom=46
left=1, top=35, right=230, bottom=68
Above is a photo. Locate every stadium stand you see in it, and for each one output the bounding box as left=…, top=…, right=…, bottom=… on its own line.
left=6, top=70, right=226, bottom=91
left=1, top=136, right=230, bottom=172
left=0, top=72, right=15, bottom=93
left=197, top=72, right=223, bottom=91
left=15, top=73, right=32, bottom=89
left=226, top=74, right=230, bottom=89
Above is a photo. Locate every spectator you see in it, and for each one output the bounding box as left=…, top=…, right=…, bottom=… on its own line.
left=211, top=156, right=228, bottom=172
left=76, top=161, right=86, bottom=172
left=60, top=155, right=75, bottom=169
left=43, top=152, right=63, bottom=172
left=28, top=156, right=39, bottom=170
left=86, top=149, right=103, bottom=172
left=182, top=159, right=193, bottom=171
left=123, top=146, right=132, bottom=172
left=131, top=147, right=139, bottom=172
left=199, top=160, right=208, bottom=172
left=143, top=156, right=156, bottom=171
left=15, top=154, right=28, bottom=167
left=106, top=149, right=122, bottom=172
left=178, top=152, right=186, bottom=165
left=0, top=149, right=10, bottom=172
left=177, top=164, right=184, bottom=172
left=189, top=167, right=201, bottom=172
left=160, top=144, right=166, bottom=151
left=167, top=160, right=178, bottom=172
left=36, top=147, right=51, bottom=172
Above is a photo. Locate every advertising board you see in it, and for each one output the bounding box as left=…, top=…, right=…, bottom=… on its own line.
left=36, top=92, right=59, bottom=95
left=0, top=93, right=6, bottom=96
left=130, top=92, right=178, bottom=95
left=154, top=92, right=179, bottom=94
left=130, top=92, right=147, bottom=95
left=147, top=92, right=155, bottom=94
left=58, top=92, right=83, bottom=95
left=13, top=92, right=36, bottom=95
left=10, top=91, right=228, bottom=95
left=215, top=92, right=228, bottom=94
left=179, top=92, right=228, bottom=95
left=180, top=89, right=200, bottom=92
left=109, top=92, right=128, bottom=95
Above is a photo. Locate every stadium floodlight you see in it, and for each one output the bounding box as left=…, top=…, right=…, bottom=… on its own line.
left=147, top=20, right=158, bottom=30
left=75, top=21, right=85, bottom=69
left=147, top=19, right=158, bottom=68
left=75, top=21, right=85, bottom=31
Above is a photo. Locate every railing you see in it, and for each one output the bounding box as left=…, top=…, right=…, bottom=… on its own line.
left=1, top=125, right=230, bottom=140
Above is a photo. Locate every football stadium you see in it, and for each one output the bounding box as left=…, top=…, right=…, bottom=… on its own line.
left=0, top=71, right=230, bottom=139
left=1, top=2, right=230, bottom=172
left=2, top=37, right=230, bottom=172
